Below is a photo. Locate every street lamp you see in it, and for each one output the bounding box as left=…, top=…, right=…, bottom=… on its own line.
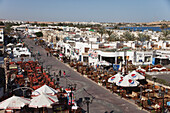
left=159, top=87, right=168, bottom=113
left=140, top=85, right=143, bottom=99
left=46, top=65, right=52, bottom=75
left=39, top=59, right=45, bottom=68
left=83, top=97, right=93, bottom=113
left=68, top=84, right=77, bottom=113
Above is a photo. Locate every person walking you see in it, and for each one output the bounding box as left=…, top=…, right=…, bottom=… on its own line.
left=50, top=51, right=52, bottom=57
left=59, top=70, right=61, bottom=77
left=47, top=52, right=49, bottom=57
left=63, top=71, right=66, bottom=77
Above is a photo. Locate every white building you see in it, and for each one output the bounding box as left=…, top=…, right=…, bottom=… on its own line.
left=0, top=26, right=4, bottom=55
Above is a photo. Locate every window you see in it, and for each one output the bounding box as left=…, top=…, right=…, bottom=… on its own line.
left=145, top=56, right=151, bottom=62
left=85, top=48, right=89, bottom=53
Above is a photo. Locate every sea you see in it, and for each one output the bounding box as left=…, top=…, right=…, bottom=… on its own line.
left=106, top=27, right=170, bottom=32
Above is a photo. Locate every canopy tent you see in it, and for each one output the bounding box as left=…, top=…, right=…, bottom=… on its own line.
left=158, top=67, right=167, bottom=71
left=32, top=84, right=58, bottom=95
left=97, top=60, right=112, bottom=66
left=116, top=75, right=139, bottom=87
left=0, top=96, right=30, bottom=109
left=16, top=43, right=23, bottom=46
left=6, top=43, right=14, bottom=47
left=29, top=93, right=58, bottom=108
left=126, top=70, right=145, bottom=80
left=149, top=67, right=167, bottom=71
left=108, top=73, right=123, bottom=83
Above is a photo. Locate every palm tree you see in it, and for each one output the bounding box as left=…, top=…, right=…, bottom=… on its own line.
left=137, top=33, right=150, bottom=42
left=137, top=33, right=151, bottom=49
left=160, top=24, right=168, bottom=31
left=161, top=30, right=170, bottom=40
left=109, top=33, right=119, bottom=42
left=106, top=30, right=113, bottom=42
left=122, top=31, right=136, bottom=41
left=97, top=27, right=105, bottom=42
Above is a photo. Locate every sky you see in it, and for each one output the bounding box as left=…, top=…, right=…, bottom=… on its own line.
left=0, top=0, right=170, bottom=23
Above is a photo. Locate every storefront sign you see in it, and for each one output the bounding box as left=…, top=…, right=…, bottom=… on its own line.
left=88, top=50, right=98, bottom=59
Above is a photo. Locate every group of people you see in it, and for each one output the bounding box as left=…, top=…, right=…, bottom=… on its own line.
left=46, top=52, right=52, bottom=57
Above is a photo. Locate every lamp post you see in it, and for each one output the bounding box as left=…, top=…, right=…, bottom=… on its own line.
left=159, top=87, right=168, bottom=113
left=83, top=88, right=95, bottom=113
left=140, top=85, right=143, bottom=99
left=68, top=84, right=77, bottom=113
left=46, top=65, right=52, bottom=75
left=39, top=59, right=45, bottom=68
left=83, top=97, right=93, bottom=113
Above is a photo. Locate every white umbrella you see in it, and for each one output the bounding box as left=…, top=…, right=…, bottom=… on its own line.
left=29, top=93, right=59, bottom=108
left=126, top=70, right=145, bottom=80
left=6, top=43, right=14, bottom=47
left=158, top=67, right=167, bottom=71
left=151, top=67, right=160, bottom=71
left=98, top=61, right=112, bottom=66
left=32, top=84, right=58, bottom=95
left=137, top=66, right=146, bottom=72
left=16, top=43, right=23, bottom=46
left=116, top=75, right=139, bottom=87
left=108, top=73, right=123, bottom=83
left=0, top=96, right=30, bottom=109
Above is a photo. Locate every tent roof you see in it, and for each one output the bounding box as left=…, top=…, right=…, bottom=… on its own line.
left=32, top=84, right=58, bottom=95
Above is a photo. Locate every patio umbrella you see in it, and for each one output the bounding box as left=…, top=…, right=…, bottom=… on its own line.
left=0, top=96, right=30, bottom=109
left=151, top=67, right=160, bottom=71
left=116, top=75, right=139, bottom=87
left=6, top=43, right=14, bottom=47
left=32, top=84, right=58, bottom=95
left=136, top=66, right=146, bottom=72
left=158, top=67, right=167, bottom=71
left=29, top=93, right=58, bottom=108
left=16, top=43, right=23, bottom=46
left=126, top=70, right=145, bottom=80
left=59, top=54, right=63, bottom=57
left=108, top=73, right=123, bottom=83
left=98, top=61, right=112, bottom=66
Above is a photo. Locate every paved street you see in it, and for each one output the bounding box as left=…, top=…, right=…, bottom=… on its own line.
left=23, top=37, right=147, bottom=113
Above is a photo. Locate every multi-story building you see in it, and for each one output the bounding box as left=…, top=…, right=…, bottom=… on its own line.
left=0, top=26, right=4, bottom=56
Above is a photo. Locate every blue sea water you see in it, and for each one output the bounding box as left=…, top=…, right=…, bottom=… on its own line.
left=107, top=27, right=170, bottom=32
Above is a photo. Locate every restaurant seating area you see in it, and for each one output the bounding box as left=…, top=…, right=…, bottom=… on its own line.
left=67, top=60, right=170, bottom=112
left=0, top=58, right=81, bottom=113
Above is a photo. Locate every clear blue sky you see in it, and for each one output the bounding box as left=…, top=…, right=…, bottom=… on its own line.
left=0, top=0, right=170, bottom=22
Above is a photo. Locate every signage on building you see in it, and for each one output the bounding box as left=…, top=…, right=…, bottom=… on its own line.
left=113, top=64, right=120, bottom=71
left=88, top=50, right=98, bottom=59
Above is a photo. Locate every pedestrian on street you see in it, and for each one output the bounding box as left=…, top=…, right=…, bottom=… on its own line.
left=47, top=52, right=48, bottom=57
left=63, top=71, right=66, bottom=77
left=59, top=70, right=61, bottom=77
